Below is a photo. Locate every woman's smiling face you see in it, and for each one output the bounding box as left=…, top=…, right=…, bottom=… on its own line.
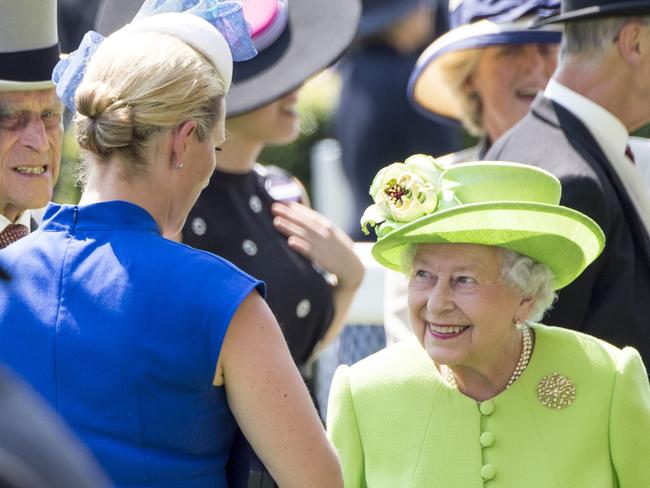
left=467, top=42, right=558, bottom=141
left=407, top=243, right=530, bottom=369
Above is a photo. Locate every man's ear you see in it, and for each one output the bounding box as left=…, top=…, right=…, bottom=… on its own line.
left=616, top=21, right=646, bottom=67
left=171, top=120, right=197, bottom=168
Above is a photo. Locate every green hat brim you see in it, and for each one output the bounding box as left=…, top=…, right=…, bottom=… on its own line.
left=372, top=201, right=605, bottom=290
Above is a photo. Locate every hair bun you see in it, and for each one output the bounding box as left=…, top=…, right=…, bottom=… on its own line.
left=75, top=81, right=135, bottom=154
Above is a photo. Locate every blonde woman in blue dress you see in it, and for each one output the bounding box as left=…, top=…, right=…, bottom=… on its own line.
left=0, top=4, right=342, bottom=486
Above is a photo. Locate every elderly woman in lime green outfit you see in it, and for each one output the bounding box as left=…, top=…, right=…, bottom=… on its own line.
left=327, top=156, right=650, bottom=487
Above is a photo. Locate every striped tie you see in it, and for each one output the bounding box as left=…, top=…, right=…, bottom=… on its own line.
left=0, top=224, right=29, bottom=249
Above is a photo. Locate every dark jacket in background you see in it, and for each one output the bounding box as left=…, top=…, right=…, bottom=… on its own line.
left=335, top=43, right=463, bottom=241
left=486, top=95, right=650, bottom=365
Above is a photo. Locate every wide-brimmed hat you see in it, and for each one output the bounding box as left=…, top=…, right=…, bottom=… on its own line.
left=533, top=0, right=650, bottom=26
left=0, top=0, right=59, bottom=91
left=408, top=0, right=561, bottom=124
left=362, top=157, right=604, bottom=290
left=357, top=0, right=429, bottom=40
left=226, top=0, right=361, bottom=116
left=96, top=0, right=361, bottom=117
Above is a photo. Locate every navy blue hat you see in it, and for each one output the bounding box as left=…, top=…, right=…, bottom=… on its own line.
left=358, top=0, right=431, bottom=39
left=534, top=0, right=650, bottom=26
left=408, top=0, right=561, bottom=123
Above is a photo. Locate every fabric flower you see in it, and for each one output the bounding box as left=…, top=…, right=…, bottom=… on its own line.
left=361, top=154, right=445, bottom=237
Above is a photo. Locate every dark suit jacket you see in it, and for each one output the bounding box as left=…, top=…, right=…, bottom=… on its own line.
left=486, top=94, right=650, bottom=364
left=335, top=43, right=462, bottom=241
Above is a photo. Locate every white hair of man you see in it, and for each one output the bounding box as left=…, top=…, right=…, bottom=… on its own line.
left=560, top=15, right=650, bottom=62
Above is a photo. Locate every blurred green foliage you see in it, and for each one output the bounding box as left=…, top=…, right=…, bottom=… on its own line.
left=54, top=123, right=82, bottom=204
left=634, top=125, right=650, bottom=138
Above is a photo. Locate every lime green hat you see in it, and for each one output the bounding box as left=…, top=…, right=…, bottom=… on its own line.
left=361, top=156, right=605, bottom=290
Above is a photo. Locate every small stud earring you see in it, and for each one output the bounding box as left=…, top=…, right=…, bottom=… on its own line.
left=177, top=160, right=184, bottom=169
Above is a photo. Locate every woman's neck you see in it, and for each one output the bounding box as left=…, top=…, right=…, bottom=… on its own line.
left=215, top=132, right=265, bottom=174
left=79, top=160, right=174, bottom=235
left=444, top=326, right=526, bottom=401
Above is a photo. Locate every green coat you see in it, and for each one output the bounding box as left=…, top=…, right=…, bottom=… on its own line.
left=327, top=324, right=650, bottom=487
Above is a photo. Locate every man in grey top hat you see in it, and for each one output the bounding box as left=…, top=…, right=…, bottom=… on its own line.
left=486, top=0, right=650, bottom=364
left=0, top=0, right=63, bottom=248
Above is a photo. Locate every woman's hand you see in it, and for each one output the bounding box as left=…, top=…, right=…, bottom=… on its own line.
left=271, top=202, right=364, bottom=290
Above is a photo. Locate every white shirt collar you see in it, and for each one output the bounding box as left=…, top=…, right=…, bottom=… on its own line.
left=544, top=79, right=629, bottom=162
left=0, top=210, right=31, bottom=233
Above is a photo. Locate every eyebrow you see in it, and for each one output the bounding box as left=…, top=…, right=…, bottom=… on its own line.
left=412, top=257, right=490, bottom=274
left=0, top=101, right=62, bottom=114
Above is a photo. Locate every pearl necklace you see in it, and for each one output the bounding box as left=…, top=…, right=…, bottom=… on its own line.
left=442, top=323, right=533, bottom=390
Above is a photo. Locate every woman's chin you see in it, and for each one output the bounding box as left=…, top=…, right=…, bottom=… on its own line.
left=423, top=338, right=466, bottom=366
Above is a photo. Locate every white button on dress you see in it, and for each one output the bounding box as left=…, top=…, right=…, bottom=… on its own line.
left=242, top=239, right=258, bottom=256
left=191, top=217, right=207, bottom=236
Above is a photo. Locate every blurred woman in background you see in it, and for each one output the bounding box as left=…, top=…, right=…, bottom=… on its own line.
left=178, top=0, right=365, bottom=395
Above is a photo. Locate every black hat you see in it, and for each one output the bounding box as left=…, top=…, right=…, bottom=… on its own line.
left=534, top=0, right=650, bottom=26
left=226, top=0, right=361, bottom=116
left=0, top=0, right=60, bottom=91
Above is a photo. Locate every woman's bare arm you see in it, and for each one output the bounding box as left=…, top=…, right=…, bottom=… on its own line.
left=216, top=292, right=343, bottom=488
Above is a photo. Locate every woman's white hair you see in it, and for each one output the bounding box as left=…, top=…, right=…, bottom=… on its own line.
left=497, top=248, right=556, bottom=321
left=401, top=244, right=556, bottom=321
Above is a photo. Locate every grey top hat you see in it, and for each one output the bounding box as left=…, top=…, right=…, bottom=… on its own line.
left=0, top=0, right=59, bottom=91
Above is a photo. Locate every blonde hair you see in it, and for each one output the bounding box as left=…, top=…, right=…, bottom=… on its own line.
left=439, top=48, right=484, bottom=136
left=75, top=31, right=225, bottom=178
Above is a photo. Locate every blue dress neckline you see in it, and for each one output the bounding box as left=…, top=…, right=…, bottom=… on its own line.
left=41, top=201, right=161, bottom=234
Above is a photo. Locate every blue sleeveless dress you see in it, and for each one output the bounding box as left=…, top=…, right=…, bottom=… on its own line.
left=0, top=201, right=264, bottom=487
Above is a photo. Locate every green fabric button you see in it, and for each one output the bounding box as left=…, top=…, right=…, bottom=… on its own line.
left=479, top=400, right=495, bottom=415
left=480, top=432, right=495, bottom=447
left=481, top=464, right=496, bottom=480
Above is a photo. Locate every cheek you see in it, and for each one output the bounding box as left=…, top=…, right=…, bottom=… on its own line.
left=0, top=136, right=12, bottom=161
left=407, top=288, right=427, bottom=330
left=48, top=126, right=63, bottom=151
left=468, top=289, right=519, bottom=324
